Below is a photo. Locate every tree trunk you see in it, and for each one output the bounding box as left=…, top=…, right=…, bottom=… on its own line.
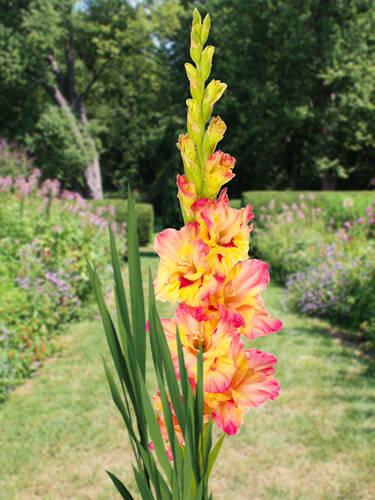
left=78, top=103, right=103, bottom=199
left=46, top=49, right=104, bottom=199
left=84, top=153, right=103, bottom=199
left=321, top=170, right=336, bottom=190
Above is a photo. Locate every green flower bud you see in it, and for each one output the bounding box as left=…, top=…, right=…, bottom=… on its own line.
left=202, top=116, right=227, bottom=162
left=185, top=63, right=202, bottom=101
left=201, top=14, right=211, bottom=45
left=200, top=46, right=214, bottom=84
left=187, top=98, right=203, bottom=145
left=202, top=80, right=227, bottom=123
left=190, top=29, right=202, bottom=65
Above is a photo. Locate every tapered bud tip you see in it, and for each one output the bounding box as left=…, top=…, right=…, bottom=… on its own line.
left=201, top=13, right=211, bottom=44
left=209, top=116, right=227, bottom=138
left=185, top=63, right=200, bottom=91
left=204, top=80, right=227, bottom=106
left=193, top=8, right=202, bottom=27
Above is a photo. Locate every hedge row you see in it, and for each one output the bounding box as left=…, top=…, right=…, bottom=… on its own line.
left=242, top=190, right=375, bottom=227
left=92, top=192, right=374, bottom=242
left=91, top=199, right=154, bottom=246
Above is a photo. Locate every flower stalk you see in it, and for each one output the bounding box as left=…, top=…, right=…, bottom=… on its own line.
left=93, top=8, right=281, bottom=499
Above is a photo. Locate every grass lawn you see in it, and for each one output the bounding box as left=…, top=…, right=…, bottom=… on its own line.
left=0, top=252, right=374, bottom=500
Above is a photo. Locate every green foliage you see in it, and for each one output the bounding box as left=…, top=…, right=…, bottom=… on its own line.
left=228, top=198, right=241, bottom=209
left=91, top=198, right=154, bottom=246
left=26, top=106, right=95, bottom=190
left=0, top=138, right=32, bottom=177
left=251, top=193, right=375, bottom=351
left=2, top=1, right=375, bottom=207
left=89, top=189, right=223, bottom=499
left=0, top=190, right=123, bottom=403
left=181, top=0, right=375, bottom=192
left=286, top=240, right=375, bottom=350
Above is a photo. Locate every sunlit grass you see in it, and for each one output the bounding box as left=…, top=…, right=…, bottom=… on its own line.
left=0, top=252, right=374, bottom=499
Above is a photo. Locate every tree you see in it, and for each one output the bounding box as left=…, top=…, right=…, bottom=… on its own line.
left=0, top=0, right=148, bottom=198
left=172, top=0, right=375, bottom=192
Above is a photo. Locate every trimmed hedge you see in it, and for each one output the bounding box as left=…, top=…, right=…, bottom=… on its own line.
left=228, top=198, right=242, bottom=209
left=242, top=190, right=375, bottom=227
left=91, top=199, right=154, bottom=246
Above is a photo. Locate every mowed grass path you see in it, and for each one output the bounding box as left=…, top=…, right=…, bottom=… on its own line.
left=1, top=253, right=374, bottom=500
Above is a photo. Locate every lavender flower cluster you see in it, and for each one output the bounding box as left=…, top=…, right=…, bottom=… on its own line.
left=253, top=195, right=375, bottom=351
left=0, top=168, right=127, bottom=402
left=0, top=169, right=126, bottom=235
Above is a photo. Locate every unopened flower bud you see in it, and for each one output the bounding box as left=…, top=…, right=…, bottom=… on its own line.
left=202, top=150, right=235, bottom=198
left=202, top=80, right=227, bottom=123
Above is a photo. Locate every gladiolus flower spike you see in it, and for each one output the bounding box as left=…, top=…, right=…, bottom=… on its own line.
left=154, top=7, right=282, bottom=452
left=95, top=8, right=282, bottom=500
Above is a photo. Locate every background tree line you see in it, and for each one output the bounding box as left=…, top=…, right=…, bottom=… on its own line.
left=1, top=0, right=375, bottom=218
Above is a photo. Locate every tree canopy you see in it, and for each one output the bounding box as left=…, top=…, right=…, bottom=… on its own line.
left=1, top=0, right=375, bottom=204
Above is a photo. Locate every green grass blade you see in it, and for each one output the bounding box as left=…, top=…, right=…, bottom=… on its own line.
left=106, top=470, right=134, bottom=500
left=109, top=225, right=132, bottom=336
left=138, top=445, right=173, bottom=500
left=194, top=479, right=204, bottom=500
left=102, top=358, right=136, bottom=441
left=156, top=371, right=184, bottom=493
left=151, top=304, right=186, bottom=433
left=171, top=471, right=180, bottom=500
left=127, top=186, right=146, bottom=376
left=90, top=260, right=149, bottom=459
left=88, top=262, right=126, bottom=383
left=194, top=347, right=204, bottom=451
left=113, top=294, right=137, bottom=403
left=203, top=418, right=213, bottom=477
left=102, top=356, right=144, bottom=474
left=136, top=366, right=173, bottom=481
left=207, top=433, right=225, bottom=479
left=176, top=331, right=198, bottom=477
left=137, top=445, right=165, bottom=500
left=148, top=270, right=165, bottom=383
left=182, top=443, right=193, bottom=500
left=133, top=467, right=155, bottom=500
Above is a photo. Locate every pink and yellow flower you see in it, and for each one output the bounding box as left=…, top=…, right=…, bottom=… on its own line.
left=204, top=347, right=280, bottom=435
left=192, top=189, right=253, bottom=273
left=151, top=391, right=185, bottom=461
left=151, top=9, right=281, bottom=447
left=154, top=222, right=218, bottom=306
left=161, top=303, right=240, bottom=393
left=210, top=259, right=282, bottom=340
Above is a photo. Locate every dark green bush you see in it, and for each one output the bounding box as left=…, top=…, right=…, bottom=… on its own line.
left=242, top=191, right=374, bottom=227
left=91, top=199, right=154, bottom=246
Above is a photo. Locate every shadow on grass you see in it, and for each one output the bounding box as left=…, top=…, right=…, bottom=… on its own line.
left=289, top=306, right=375, bottom=370
left=291, top=318, right=375, bottom=435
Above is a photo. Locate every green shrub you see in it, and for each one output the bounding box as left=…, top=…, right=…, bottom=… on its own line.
left=228, top=198, right=242, bottom=209
left=0, top=189, right=123, bottom=402
left=242, top=191, right=374, bottom=228
left=251, top=194, right=375, bottom=352
left=91, top=199, right=154, bottom=246
left=286, top=240, right=375, bottom=350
